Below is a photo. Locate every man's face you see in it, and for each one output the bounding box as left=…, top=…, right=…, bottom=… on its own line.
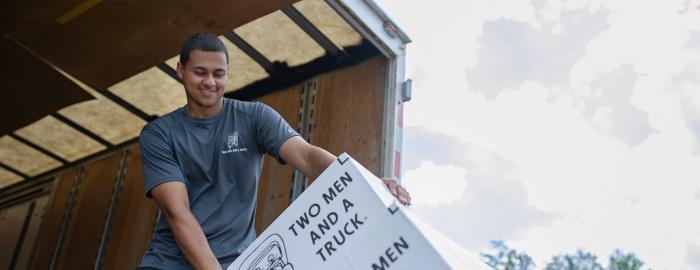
left=177, top=50, right=228, bottom=109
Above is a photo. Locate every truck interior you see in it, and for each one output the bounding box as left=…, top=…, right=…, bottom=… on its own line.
left=0, top=0, right=410, bottom=269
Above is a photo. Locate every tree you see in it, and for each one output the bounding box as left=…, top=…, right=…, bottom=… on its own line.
left=543, top=249, right=604, bottom=270
left=481, top=240, right=536, bottom=270
left=482, top=240, right=649, bottom=270
left=607, top=250, right=644, bottom=270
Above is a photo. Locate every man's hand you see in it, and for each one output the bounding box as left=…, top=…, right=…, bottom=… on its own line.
left=381, top=178, right=411, bottom=206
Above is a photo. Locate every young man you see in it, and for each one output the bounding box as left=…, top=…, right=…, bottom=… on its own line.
left=137, top=32, right=410, bottom=270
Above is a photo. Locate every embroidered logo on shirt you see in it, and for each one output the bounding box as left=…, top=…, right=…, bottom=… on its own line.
left=222, top=131, right=248, bottom=154
left=228, top=131, right=239, bottom=148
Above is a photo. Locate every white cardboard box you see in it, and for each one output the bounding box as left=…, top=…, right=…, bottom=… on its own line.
left=228, top=153, right=491, bottom=270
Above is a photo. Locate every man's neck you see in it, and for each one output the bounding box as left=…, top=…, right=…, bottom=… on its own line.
left=185, top=99, right=223, bottom=118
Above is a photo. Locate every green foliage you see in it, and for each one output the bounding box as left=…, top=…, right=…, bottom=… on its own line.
left=482, top=241, right=647, bottom=270
left=607, top=250, right=644, bottom=270
left=481, top=240, right=536, bottom=270
left=543, top=250, right=604, bottom=270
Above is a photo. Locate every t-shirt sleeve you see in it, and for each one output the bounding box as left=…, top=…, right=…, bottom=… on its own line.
left=255, top=102, right=300, bottom=164
left=139, top=126, right=185, bottom=198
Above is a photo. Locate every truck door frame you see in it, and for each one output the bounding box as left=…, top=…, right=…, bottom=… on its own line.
left=327, top=0, right=411, bottom=182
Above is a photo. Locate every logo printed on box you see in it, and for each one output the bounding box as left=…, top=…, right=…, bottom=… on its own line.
left=237, top=234, right=294, bottom=270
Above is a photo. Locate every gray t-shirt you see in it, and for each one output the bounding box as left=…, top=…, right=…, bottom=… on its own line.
left=138, top=98, right=299, bottom=269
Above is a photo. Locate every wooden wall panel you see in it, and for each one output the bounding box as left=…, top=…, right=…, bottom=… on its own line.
left=254, top=85, right=304, bottom=233
left=55, top=153, right=122, bottom=270
left=311, top=56, right=387, bottom=180
left=253, top=56, right=388, bottom=231
left=30, top=168, right=78, bottom=270
left=14, top=196, right=49, bottom=270
left=100, top=146, right=159, bottom=270
left=0, top=202, right=29, bottom=270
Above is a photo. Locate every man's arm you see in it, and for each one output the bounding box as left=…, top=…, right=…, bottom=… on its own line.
left=278, top=136, right=335, bottom=180
left=279, top=136, right=411, bottom=205
left=151, top=181, right=222, bottom=270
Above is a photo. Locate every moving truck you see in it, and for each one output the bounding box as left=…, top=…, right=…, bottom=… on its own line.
left=0, top=0, right=412, bottom=269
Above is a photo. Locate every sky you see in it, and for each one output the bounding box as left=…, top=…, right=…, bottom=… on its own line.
left=374, top=0, right=700, bottom=269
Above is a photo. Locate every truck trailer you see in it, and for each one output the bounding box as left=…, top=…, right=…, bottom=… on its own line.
left=0, top=0, right=411, bottom=269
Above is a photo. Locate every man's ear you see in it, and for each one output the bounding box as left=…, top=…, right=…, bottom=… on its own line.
left=176, top=62, right=184, bottom=80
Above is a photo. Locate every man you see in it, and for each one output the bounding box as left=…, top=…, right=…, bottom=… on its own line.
left=137, top=32, right=411, bottom=270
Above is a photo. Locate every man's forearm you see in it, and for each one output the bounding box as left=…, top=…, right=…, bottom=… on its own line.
left=166, top=211, right=221, bottom=270
left=304, top=146, right=335, bottom=180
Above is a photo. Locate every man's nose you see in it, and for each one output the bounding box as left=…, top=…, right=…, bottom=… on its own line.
left=202, top=74, right=215, bottom=87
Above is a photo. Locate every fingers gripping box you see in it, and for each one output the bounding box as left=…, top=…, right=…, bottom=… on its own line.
left=228, top=153, right=491, bottom=270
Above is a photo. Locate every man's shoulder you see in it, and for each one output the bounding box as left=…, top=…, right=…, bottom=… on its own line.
left=140, top=108, right=182, bottom=137
left=225, top=98, right=263, bottom=117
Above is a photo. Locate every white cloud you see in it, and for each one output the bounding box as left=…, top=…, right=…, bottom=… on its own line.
left=570, top=0, right=696, bottom=80
left=685, top=243, right=700, bottom=269
left=678, top=0, right=700, bottom=14
left=667, top=62, right=700, bottom=155
left=376, top=0, right=541, bottom=102
left=402, top=75, right=700, bottom=269
left=466, top=5, right=609, bottom=99
left=589, top=105, right=614, bottom=129
left=685, top=31, right=700, bottom=49
left=412, top=171, right=559, bottom=251
left=402, top=126, right=558, bottom=250
left=377, top=0, right=700, bottom=268
left=403, top=161, right=468, bottom=206
left=401, top=126, right=474, bottom=172
left=579, top=65, right=658, bottom=146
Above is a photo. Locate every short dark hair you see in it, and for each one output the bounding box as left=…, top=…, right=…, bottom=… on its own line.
left=179, top=32, right=229, bottom=65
